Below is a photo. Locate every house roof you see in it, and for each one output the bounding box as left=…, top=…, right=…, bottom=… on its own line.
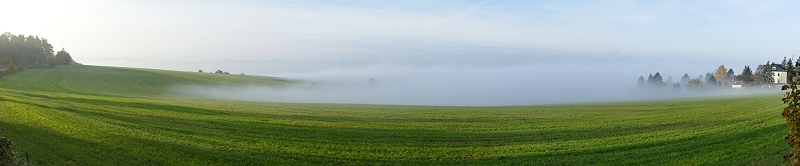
left=769, top=63, right=787, bottom=72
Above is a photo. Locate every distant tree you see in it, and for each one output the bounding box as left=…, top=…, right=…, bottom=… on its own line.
left=54, top=48, right=72, bottom=65
left=45, top=55, right=55, bottom=67
left=739, top=65, right=753, bottom=85
left=649, top=72, right=664, bottom=87
left=638, top=76, right=646, bottom=86
left=705, top=72, right=717, bottom=86
left=759, top=61, right=775, bottom=86
left=41, top=38, right=54, bottom=57
left=726, top=68, right=734, bottom=82
left=198, top=70, right=203, bottom=73
left=223, top=72, right=230, bottom=74
left=681, top=73, right=691, bottom=85
left=784, top=56, right=789, bottom=68
left=214, top=70, right=224, bottom=74
left=665, top=76, right=673, bottom=86
left=715, top=65, right=728, bottom=84
left=6, top=61, right=15, bottom=73
left=687, top=77, right=704, bottom=91
left=753, top=70, right=763, bottom=85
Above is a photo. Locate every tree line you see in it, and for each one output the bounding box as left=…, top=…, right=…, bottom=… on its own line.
left=638, top=59, right=785, bottom=92
left=0, top=32, right=74, bottom=78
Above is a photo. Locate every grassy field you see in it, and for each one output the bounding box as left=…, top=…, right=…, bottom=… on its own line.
left=0, top=65, right=789, bottom=165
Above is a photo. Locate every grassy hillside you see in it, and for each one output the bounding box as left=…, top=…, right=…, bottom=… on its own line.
left=0, top=65, right=288, bottom=96
left=0, top=65, right=789, bottom=165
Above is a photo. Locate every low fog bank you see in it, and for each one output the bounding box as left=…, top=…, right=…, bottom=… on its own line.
left=168, top=61, right=778, bottom=106
left=628, top=87, right=781, bottom=102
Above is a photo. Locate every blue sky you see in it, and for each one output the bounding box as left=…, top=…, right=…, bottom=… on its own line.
left=4, top=0, right=799, bottom=63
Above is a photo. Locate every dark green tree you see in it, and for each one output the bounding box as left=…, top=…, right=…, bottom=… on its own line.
left=759, top=61, right=775, bottom=87
left=648, top=72, right=664, bottom=87
left=705, top=72, right=717, bottom=86
left=726, top=69, right=734, bottom=82
left=739, top=65, right=753, bottom=85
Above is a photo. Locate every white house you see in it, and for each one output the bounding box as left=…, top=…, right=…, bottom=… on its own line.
left=731, top=81, right=743, bottom=89
left=769, top=63, right=788, bottom=84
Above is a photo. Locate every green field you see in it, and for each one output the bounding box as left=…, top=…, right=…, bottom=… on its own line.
left=0, top=65, right=789, bottom=165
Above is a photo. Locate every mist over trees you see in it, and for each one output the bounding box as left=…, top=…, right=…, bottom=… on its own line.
left=636, top=57, right=794, bottom=94
left=636, top=72, right=680, bottom=95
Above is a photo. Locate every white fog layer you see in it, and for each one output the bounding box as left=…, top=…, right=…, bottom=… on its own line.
left=167, top=61, right=781, bottom=106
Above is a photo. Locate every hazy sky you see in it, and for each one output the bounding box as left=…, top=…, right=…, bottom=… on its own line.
left=4, top=0, right=799, bottom=63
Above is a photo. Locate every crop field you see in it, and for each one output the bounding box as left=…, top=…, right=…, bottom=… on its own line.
left=0, top=65, right=789, bottom=165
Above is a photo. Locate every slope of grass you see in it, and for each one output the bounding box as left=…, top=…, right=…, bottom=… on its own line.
left=0, top=65, right=790, bottom=165
left=0, top=65, right=287, bottom=96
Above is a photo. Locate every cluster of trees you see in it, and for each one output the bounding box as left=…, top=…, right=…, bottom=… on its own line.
left=198, top=69, right=233, bottom=75
left=637, top=72, right=680, bottom=90
left=637, top=59, right=784, bottom=92
left=0, top=32, right=74, bottom=78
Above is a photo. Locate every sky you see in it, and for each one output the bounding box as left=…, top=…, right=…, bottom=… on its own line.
left=2, top=0, right=799, bottom=105
left=4, top=0, right=799, bottom=62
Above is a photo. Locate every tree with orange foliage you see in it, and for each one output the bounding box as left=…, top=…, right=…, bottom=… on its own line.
left=715, top=65, right=727, bottom=85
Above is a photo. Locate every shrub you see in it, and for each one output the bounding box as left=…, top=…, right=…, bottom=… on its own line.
left=784, top=60, right=800, bottom=165
left=0, top=136, right=29, bottom=166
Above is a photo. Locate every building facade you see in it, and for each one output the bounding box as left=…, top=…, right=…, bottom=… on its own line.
left=769, top=63, right=788, bottom=84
